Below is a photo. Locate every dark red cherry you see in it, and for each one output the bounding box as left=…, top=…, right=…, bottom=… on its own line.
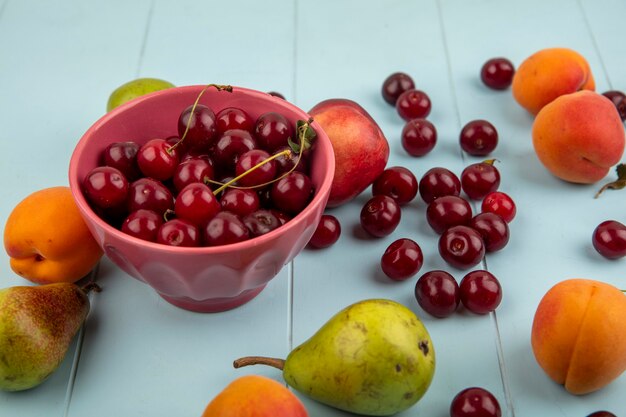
left=360, top=195, right=401, bottom=238
left=439, top=225, right=485, bottom=269
left=469, top=212, right=510, bottom=252
left=308, top=214, right=341, bottom=249
left=461, top=161, right=501, bottom=200
left=220, top=188, right=260, bottom=217
left=235, top=149, right=277, bottom=188
left=177, top=104, right=217, bottom=151
left=204, top=211, right=250, bottom=246
left=172, top=157, right=215, bottom=193
left=243, top=210, right=282, bottom=237
left=396, top=89, right=431, bottom=121
left=254, top=112, right=294, bottom=152
left=459, top=120, right=498, bottom=156
left=270, top=171, right=313, bottom=215
left=137, top=138, right=179, bottom=181
left=215, top=107, right=254, bottom=134
left=414, top=270, right=460, bottom=318
left=401, top=118, right=437, bottom=157
left=212, top=129, right=257, bottom=172
left=382, top=72, right=415, bottom=105
left=426, top=195, right=472, bottom=234
left=419, top=167, right=461, bottom=204
left=156, top=219, right=200, bottom=247
left=121, top=209, right=163, bottom=242
left=83, top=166, right=129, bottom=210
left=127, top=178, right=174, bottom=216
left=459, top=270, right=502, bottom=314
left=450, top=387, right=502, bottom=417
left=480, top=57, right=515, bottom=90
left=380, top=238, right=423, bottom=281
left=481, top=191, right=516, bottom=223
left=102, top=141, right=140, bottom=180
left=174, top=183, right=221, bottom=227
left=601, top=90, right=626, bottom=121
left=586, top=411, right=617, bottom=417
left=372, top=166, right=418, bottom=205
left=592, top=220, right=626, bottom=259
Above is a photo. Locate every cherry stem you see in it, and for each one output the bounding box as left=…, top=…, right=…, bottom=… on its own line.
left=212, top=149, right=291, bottom=195
left=81, top=282, right=102, bottom=294
left=233, top=356, right=285, bottom=370
left=167, top=83, right=233, bottom=154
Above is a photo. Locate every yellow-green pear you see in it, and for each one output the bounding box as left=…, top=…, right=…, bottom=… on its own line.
left=234, top=299, right=435, bottom=416
left=0, top=282, right=94, bottom=391
left=107, top=77, right=175, bottom=112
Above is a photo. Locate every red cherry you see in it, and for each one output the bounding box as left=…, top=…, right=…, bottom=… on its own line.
left=235, top=149, right=277, bottom=188
left=461, top=161, right=501, bottom=200
left=102, top=141, right=140, bottom=181
left=372, top=166, right=418, bottom=205
left=177, top=104, right=217, bottom=151
left=601, top=90, right=626, bottom=121
left=270, top=171, right=313, bottom=215
left=137, top=138, right=179, bottom=181
left=426, top=195, right=472, bottom=235
left=156, top=219, right=200, bottom=247
left=83, top=166, right=129, bottom=210
left=220, top=188, right=260, bottom=217
left=414, top=270, right=460, bottom=318
left=360, top=195, right=401, bottom=238
left=469, top=212, right=510, bottom=252
left=587, top=412, right=617, bottom=417
left=172, top=156, right=214, bottom=193
left=459, top=270, right=502, bottom=314
left=382, top=72, right=415, bottom=105
left=481, top=191, right=516, bottom=223
left=401, top=118, right=437, bottom=157
left=381, top=238, right=423, bottom=281
left=450, top=387, right=502, bottom=417
left=215, top=107, right=254, bottom=134
left=121, top=209, right=163, bottom=242
left=480, top=58, right=515, bottom=90
left=459, top=120, right=498, bottom=156
left=396, top=89, right=431, bottom=121
left=174, top=183, right=221, bottom=227
left=592, top=220, right=626, bottom=259
left=419, top=167, right=461, bottom=204
left=127, top=178, right=174, bottom=216
left=243, top=210, right=282, bottom=237
left=204, top=211, right=250, bottom=246
left=254, top=112, right=293, bottom=152
left=439, top=225, right=485, bottom=269
left=308, top=214, right=341, bottom=249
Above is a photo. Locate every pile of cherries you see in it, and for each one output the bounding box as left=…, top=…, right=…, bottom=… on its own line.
left=82, top=95, right=317, bottom=247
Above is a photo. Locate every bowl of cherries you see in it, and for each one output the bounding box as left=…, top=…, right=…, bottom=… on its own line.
left=69, top=84, right=334, bottom=312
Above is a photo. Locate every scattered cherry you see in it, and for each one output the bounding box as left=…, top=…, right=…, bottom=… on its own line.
left=439, top=225, right=485, bottom=269
left=601, top=90, right=626, bottom=121
left=220, top=188, right=260, bottom=217
left=121, top=209, right=163, bottom=242
left=102, top=141, right=140, bottom=180
left=592, top=220, right=626, bottom=259
left=401, top=118, right=437, bottom=156
left=137, top=138, right=179, bottom=181
left=177, top=104, right=217, bottom=151
left=215, top=107, right=254, bottom=134
left=380, top=238, right=423, bottom=281
left=450, top=387, right=502, bottom=417
left=360, top=195, right=401, bottom=238
left=469, top=212, right=509, bottom=252
left=481, top=191, right=516, bottom=223
left=461, top=161, right=501, bottom=200
left=174, top=182, right=221, bottom=227
left=157, top=219, right=200, bottom=247
left=414, top=270, right=460, bottom=318
left=396, top=89, right=431, bottom=121
left=83, top=166, right=129, bottom=210
left=204, top=211, right=250, bottom=246
left=459, top=120, right=498, bottom=156
left=382, top=72, right=415, bottom=105
left=308, top=214, right=341, bottom=249
left=254, top=112, right=293, bottom=152
left=419, top=167, right=461, bottom=204
left=270, top=171, right=313, bottom=214
left=426, top=195, right=472, bottom=234
left=372, top=166, right=418, bottom=205
left=480, top=57, right=515, bottom=90
left=459, top=270, right=502, bottom=314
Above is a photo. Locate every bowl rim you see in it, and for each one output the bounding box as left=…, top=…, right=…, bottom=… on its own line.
left=68, top=84, right=335, bottom=255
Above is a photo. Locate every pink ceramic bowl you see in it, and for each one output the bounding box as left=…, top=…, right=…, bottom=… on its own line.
left=69, top=85, right=334, bottom=312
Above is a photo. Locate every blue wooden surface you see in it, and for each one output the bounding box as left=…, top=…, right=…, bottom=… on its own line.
left=0, top=1, right=625, bottom=416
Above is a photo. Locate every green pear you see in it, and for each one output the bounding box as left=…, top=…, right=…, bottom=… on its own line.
left=106, top=77, right=175, bottom=112
left=234, top=299, right=435, bottom=416
left=0, top=282, right=94, bottom=391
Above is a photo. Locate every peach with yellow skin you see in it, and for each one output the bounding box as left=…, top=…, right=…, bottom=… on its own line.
left=3, top=186, right=103, bottom=284
left=512, top=47, right=595, bottom=115
left=201, top=375, right=308, bottom=417
left=531, top=279, right=626, bottom=395
left=532, top=90, right=625, bottom=184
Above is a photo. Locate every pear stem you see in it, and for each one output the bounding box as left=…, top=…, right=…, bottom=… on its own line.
left=233, top=356, right=285, bottom=370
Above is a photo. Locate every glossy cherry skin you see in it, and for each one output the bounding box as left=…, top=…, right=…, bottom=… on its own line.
left=480, top=57, right=515, bottom=90
left=156, top=219, right=200, bottom=247
left=254, top=112, right=294, bottom=152
left=273, top=146, right=309, bottom=175
left=382, top=72, right=415, bottom=105
left=381, top=238, right=423, bottom=281
left=459, top=120, right=498, bottom=156
left=372, top=166, right=418, bottom=205
left=127, top=178, right=174, bottom=216
left=121, top=209, right=163, bottom=242
left=439, top=225, right=485, bottom=269
left=174, top=183, right=221, bottom=227
left=426, top=195, right=473, bottom=234
left=459, top=270, right=502, bottom=314
left=102, top=141, right=140, bottom=180
left=270, top=171, right=313, bottom=215
left=177, top=104, right=217, bottom=151
left=469, top=212, right=509, bottom=252
left=414, top=270, right=460, bottom=318
left=83, top=166, right=129, bottom=210
left=308, top=214, right=341, bottom=249
left=360, top=195, right=402, bottom=238
left=215, top=107, right=254, bottom=134
left=396, top=89, right=432, bottom=121
left=212, top=129, right=257, bottom=172
left=481, top=191, right=516, bottom=223
left=243, top=209, right=282, bottom=237
left=461, top=162, right=501, bottom=200
left=592, top=220, right=626, bottom=259
left=601, top=90, right=626, bottom=121
left=401, top=118, right=437, bottom=157
left=450, top=387, right=502, bottom=417
left=172, top=156, right=214, bottom=193
left=219, top=188, right=260, bottom=217
left=204, top=211, right=250, bottom=246
left=235, top=149, right=277, bottom=188
left=137, top=138, right=180, bottom=181
left=419, top=167, right=462, bottom=204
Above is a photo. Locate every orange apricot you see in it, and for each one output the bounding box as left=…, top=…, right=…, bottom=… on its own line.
left=531, top=279, right=626, bottom=395
left=512, top=47, right=595, bottom=115
left=3, top=186, right=103, bottom=284
left=201, top=375, right=308, bottom=417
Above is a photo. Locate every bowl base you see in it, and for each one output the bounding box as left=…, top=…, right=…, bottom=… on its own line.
left=158, top=285, right=267, bottom=313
